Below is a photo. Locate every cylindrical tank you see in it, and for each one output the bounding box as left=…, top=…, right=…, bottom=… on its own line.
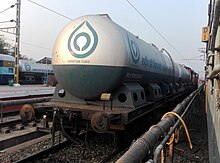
left=52, top=14, right=190, bottom=100
left=19, top=60, right=53, bottom=73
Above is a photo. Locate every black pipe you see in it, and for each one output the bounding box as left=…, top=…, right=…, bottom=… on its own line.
left=60, top=117, right=84, bottom=147
left=116, top=85, right=204, bottom=163
left=0, top=97, right=51, bottom=108
left=60, top=117, right=75, bottom=142
left=153, top=86, right=203, bottom=162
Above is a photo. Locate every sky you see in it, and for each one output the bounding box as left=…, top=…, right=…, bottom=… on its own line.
left=0, top=0, right=209, bottom=79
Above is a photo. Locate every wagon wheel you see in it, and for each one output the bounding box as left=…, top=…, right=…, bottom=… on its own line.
left=20, top=104, right=35, bottom=123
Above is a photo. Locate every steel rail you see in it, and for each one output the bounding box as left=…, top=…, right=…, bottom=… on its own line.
left=0, top=97, right=52, bottom=122
left=0, top=97, right=51, bottom=108
left=14, top=139, right=70, bottom=163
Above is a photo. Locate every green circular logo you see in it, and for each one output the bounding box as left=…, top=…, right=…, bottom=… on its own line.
left=24, top=62, right=31, bottom=71
left=127, top=34, right=140, bottom=64
left=68, top=21, right=98, bottom=58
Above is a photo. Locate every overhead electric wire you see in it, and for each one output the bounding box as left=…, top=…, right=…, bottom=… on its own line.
left=5, top=37, right=52, bottom=51
left=0, top=4, right=15, bottom=14
left=126, top=0, right=187, bottom=60
left=20, top=42, right=52, bottom=51
left=26, top=0, right=72, bottom=21
left=181, top=54, right=204, bottom=60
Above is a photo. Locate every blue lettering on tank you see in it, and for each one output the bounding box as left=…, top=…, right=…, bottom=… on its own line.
left=141, top=56, right=163, bottom=72
left=127, top=34, right=140, bottom=64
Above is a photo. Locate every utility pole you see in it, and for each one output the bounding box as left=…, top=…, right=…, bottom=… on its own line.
left=14, top=0, right=21, bottom=83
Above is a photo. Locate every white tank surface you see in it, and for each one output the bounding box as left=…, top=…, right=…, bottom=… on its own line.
left=52, top=14, right=191, bottom=100
left=19, top=60, right=53, bottom=73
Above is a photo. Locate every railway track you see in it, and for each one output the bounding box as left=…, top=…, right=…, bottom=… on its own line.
left=0, top=114, right=125, bottom=163
left=0, top=131, right=66, bottom=162
left=14, top=138, right=70, bottom=163
left=0, top=114, right=22, bottom=130
left=44, top=134, right=115, bottom=162
left=0, top=93, right=208, bottom=163
left=19, top=133, right=127, bottom=163
left=0, top=113, right=56, bottom=162
left=13, top=139, right=126, bottom=163
left=100, top=148, right=128, bottom=163
left=0, top=88, right=204, bottom=163
left=0, top=110, right=131, bottom=163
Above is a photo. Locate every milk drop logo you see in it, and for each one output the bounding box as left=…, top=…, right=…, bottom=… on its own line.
left=127, top=34, right=140, bottom=64
left=68, top=21, right=98, bottom=58
left=24, top=62, right=31, bottom=71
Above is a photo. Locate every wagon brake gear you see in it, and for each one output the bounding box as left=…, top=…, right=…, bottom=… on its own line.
left=69, top=112, right=82, bottom=136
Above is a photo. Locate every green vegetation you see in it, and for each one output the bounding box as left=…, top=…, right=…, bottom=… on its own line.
left=0, top=35, right=13, bottom=55
left=0, top=35, right=32, bottom=60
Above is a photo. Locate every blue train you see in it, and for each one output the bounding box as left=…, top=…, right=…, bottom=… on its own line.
left=19, top=60, right=54, bottom=84
left=0, top=54, right=56, bottom=85
left=0, top=54, right=15, bottom=85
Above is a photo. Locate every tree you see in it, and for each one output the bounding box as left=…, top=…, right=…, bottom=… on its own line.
left=0, top=35, right=33, bottom=60
left=0, top=35, right=14, bottom=54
